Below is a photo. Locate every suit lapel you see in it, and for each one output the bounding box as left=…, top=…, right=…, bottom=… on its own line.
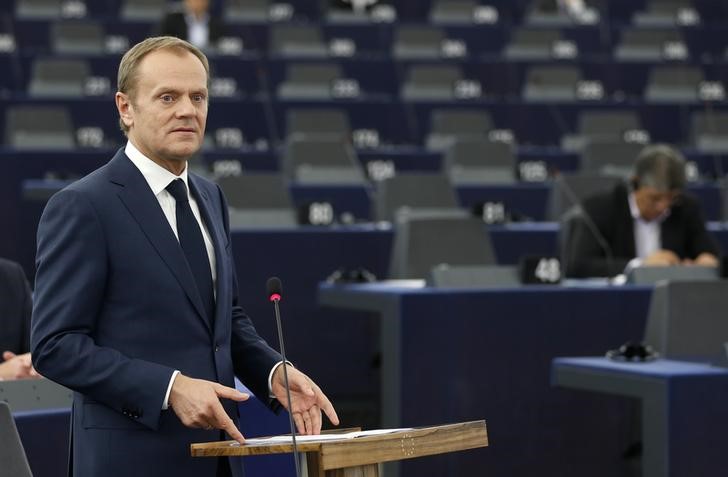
left=107, top=151, right=211, bottom=332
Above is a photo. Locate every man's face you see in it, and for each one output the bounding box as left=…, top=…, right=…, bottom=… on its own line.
left=634, top=185, right=679, bottom=222
left=116, top=48, right=208, bottom=172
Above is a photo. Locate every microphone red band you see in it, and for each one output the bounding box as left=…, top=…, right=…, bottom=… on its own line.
left=269, top=293, right=281, bottom=302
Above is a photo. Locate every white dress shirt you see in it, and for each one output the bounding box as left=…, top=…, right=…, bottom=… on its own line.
left=186, top=13, right=210, bottom=49
left=624, top=191, right=670, bottom=273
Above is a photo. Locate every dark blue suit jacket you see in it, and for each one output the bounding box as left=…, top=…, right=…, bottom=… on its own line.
left=31, top=150, right=282, bottom=477
left=0, top=258, right=32, bottom=354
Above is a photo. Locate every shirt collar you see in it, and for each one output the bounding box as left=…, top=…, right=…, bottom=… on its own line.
left=628, top=190, right=670, bottom=224
left=125, top=141, right=189, bottom=197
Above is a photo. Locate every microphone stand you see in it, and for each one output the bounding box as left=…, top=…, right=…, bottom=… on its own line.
left=271, top=296, right=302, bottom=477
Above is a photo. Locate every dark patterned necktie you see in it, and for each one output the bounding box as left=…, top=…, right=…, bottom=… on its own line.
left=166, top=179, right=215, bottom=322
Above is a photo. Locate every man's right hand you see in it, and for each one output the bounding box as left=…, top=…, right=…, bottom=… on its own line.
left=644, top=249, right=680, bottom=266
left=168, top=374, right=249, bottom=444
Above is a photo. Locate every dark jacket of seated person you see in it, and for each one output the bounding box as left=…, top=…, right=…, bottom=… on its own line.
left=564, top=144, right=720, bottom=278
left=0, top=257, right=32, bottom=355
left=158, top=0, right=226, bottom=49
left=0, top=257, right=37, bottom=380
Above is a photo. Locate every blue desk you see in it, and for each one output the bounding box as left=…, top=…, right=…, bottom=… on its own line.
left=552, top=357, right=728, bottom=477
left=318, top=281, right=653, bottom=477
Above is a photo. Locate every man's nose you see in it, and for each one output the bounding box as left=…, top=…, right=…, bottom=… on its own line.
left=174, top=96, right=196, bottom=117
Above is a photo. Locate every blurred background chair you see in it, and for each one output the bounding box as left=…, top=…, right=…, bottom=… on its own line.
left=374, top=173, right=461, bottom=222
left=277, top=63, right=343, bottom=100
left=217, top=174, right=298, bottom=228
left=388, top=210, right=495, bottom=279
left=426, top=108, right=494, bottom=152
left=401, top=64, right=463, bottom=101
left=523, top=65, right=582, bottom=102
left=5, top=105, right=76, bottom=150
left=392, top=26, right=444, bottom=60
left=282, top=137, right=366, bottom=185
left=443, top=138, right=516, bottom=185
left=28, top=58, right=90, bottom=98
left=644, top=280, right=728, bottom=366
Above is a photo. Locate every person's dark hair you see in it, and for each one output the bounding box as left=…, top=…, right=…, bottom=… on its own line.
left=632, top=144, right=686, bottom=192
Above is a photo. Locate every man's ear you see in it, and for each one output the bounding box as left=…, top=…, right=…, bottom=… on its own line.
left=115, top=92, right=133, bottom=129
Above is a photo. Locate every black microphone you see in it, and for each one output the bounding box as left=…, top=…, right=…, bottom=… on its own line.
left=556, top=173, right=617, bottom=279
left=266, top=277, right=302, bottom=477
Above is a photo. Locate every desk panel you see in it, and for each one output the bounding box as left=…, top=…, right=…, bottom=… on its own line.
left=319, top=283, right=653, bottom=477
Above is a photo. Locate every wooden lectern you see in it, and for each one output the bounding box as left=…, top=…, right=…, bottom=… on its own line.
left=191, top=420, right=488, bottom=477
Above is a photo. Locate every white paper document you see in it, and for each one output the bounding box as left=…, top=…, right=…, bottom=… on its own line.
left=237, top=428, right=415, bottom=446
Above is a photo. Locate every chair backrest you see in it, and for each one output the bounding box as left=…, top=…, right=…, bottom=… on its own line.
left=120, top=0, right=166, bottom=21
left=286, top=108, right=350, bottom=139
left=52, top=21, right=105, bottom=54
left=270, top=25, right=326, bottom=56
left=523, top=65, right=581, bottom=101
left=691, top=111, right=728, bottom=137
left=546, top=173, right=623, bottom=220
left=374, top=173, right=460, bottom=222
left=389, top=210, right=495, bottom=279
left=511, top=28, right=562, bottom=46
left=427, top=109, right=494, bottom=151
left=578, top=110, right=641, bottom=136
left=16, top=0, right=61, bottom=19
left=283, top=137, right=364, bottom=184
left=402, top=65, right=463, bottom=100
left=407, top=64, right=462, bottom=86
left=648, top=65, right=704, bottom=87
left=430, top=108, right=493, bottom=136
left=429, top=0, right=477, bottom=24
left=619, top=28, right=683, bottom=47
left=0, top=402, right=33, bottom=477
left=285, top=63, right=342, bottom=84
left=526, top=65, right=581, bottom=87
left=445, top=138, right=515, bottom=168
left=224, top=0, right=269, bottom=22
left=692, top=111, right=728, bottom=153
left=217, top=173, right=292, bottom=209
left=393, top=26, right=444, bottom=58
left=580, top=140, right=643, bottom=178
left=644, top=280, right=728, bottom=365
left=29, top=58, right=90, bottom=97
left=5, top=105, right=75, bottom=150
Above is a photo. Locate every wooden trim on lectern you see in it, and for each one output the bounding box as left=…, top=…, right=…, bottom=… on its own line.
left=191, top=420, right=488, bottom=470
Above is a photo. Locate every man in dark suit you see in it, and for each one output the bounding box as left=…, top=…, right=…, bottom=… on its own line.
left=158, top=0, right=226, bottom=50
left=564, top=144, right=719, bottom=278
left=31, top=36, right=338, bottom=477
left=0, top=258, right=37, bottom=380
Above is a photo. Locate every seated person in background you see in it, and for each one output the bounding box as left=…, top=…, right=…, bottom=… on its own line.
left=564, top=144, right=720, bottom=278
left=0, top=257, right=38, bottom=380
left=158, top=0, right=225, bottom=50
left=329, top=0, right=381, bottom=13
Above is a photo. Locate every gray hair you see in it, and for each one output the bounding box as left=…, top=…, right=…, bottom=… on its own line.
left=633, top=144, right=686, bottom=192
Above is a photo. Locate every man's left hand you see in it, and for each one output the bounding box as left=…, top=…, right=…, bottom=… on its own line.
left=271, top=364, right=339, bottom=435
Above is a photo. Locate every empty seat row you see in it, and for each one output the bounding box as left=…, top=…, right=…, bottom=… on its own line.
left=8, top=19, right=728, bottom=61
left=10, top=0, right=723, bottom=27
left=6, top=103, right=728, bottom=157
